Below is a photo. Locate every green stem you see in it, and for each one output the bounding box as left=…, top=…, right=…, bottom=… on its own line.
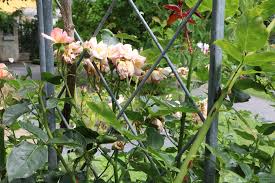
left=174, top=64, right=244, bottom=183
left=177, top=54, right=194, bottom=167
left=186, top=54, right=194, bottom=91
left=114, top=150, right=119, bottom=183
left=0, top=126, right=5, bottom=179
left=38, top=85, right=76, bottom=183
left=0, top=89, right=6, bottom=179
left=272, top=152, right=275, bottom=175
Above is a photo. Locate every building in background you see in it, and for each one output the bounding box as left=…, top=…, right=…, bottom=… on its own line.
left=0, top=0, right=60, bottom=63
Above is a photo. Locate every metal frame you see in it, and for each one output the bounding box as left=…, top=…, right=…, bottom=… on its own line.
left=38, top=0, right=225, bottom=181
left=205, top=1, right=225, bottom=182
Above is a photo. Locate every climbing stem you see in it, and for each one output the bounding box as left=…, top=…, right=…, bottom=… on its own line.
left=177, top=53, right=194, bottom=167
left=0, top=126, right=5, bottom=179
left=186, top=54, right=194, bottom=91
left=38, top=84, right=76, bottom=183
left=272, top=152, right=275, bottom=175
left=114, top=150, right=119, bottom=183
left=0, top=88, right=6, bottom=179
left=174, top=64, right=244, bottom=183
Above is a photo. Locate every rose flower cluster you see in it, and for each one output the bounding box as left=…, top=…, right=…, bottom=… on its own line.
left=42, top=28, right=189, bottom=83
left=83, top=38, right=146, bottom=80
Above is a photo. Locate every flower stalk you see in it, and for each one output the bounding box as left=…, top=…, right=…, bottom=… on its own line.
left=174, top=63, right=244, bottom=182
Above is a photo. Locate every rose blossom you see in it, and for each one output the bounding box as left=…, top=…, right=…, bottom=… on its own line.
left=83, top=59, right=110, bottom=76
left=116, top=60, right=135, bottom=80
left=92, top=41, right=108, bottom=61
left=0, top=64, right=12, bottom=79
left=146, top=67, right=171, bottom=83
left=83, top=37, right=98, bottom=54
left=62, top=41, right=83, bottom=64
left=42, top=27, right=74, bottom=44
left=177, top=67, right=189, bottom=77
left=131, top=49, right=146, bottom=76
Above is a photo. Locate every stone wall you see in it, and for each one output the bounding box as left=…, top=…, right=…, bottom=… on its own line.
left=0, top=24, right=19, bottom=62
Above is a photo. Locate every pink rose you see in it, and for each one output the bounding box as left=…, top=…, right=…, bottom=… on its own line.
left=0, top=64, right=12, bottom=79
left=42, top=27, right=74, bottom=44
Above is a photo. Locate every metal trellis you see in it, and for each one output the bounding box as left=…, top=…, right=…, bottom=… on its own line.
left=38, top=0, right=225, bottom=181
left=205, top=1, right=225, bottom=182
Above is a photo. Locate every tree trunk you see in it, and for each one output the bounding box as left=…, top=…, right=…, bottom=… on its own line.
left=60, top=0, right=76, bottom=127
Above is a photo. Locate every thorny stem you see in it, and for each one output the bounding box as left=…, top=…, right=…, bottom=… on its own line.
left=38, top=84, right=76, bottom=183
left=174, top=64, right=244, bottom=183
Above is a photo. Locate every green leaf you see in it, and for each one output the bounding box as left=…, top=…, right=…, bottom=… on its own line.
left=49, top=129, right=86, bottom=148
left=256, top=0, right=275, bottom=19
left=257, top=173, right=275, bottom=183
left=149, top=97, right=197, bottom=117
left=234, top=129, right=255, bottom=141
left=225, top=0, right=239, bottom=18
left=115, top=33, right=140, bottom=43
left=219, top=170, right=246, bottom=183
left=215, top=39, right=242, bottom=61
left=185, top=0, right=212, bottom=12
left=244, top=52, right=275, bottom=66
left=3, top=102, right=30, bottom=126
left=87, top=101, right=121, bottom=129
left=145, top=128, right=164, bottom=149
left=236, top=13, right=268, bottom=52
left=41, top=72, right=63, bottom=85
left=7, top=142, right=47, bottom=181
left=239, top=163, right=253, bottom=179
left=186, top=0, right=239, bottom=17
left=96, top=135, right=117, bottom=144
left=87, top=101, right=145, bottom=141
left=74, top=126, right=99, bottom=139
left=19, top=122, right=48, bottom=142
left=256, top=123, right=275, bottom=135
left=141, top=48, right=159, bottom=65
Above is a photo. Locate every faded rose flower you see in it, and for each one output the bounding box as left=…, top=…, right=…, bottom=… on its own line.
left=132, top=49, right=146, bottom=76
left=83, top=59, right=110, bottom=76
left=159, top=67, right=172, bottom=77
left=83, top=37, right=97, bottom=53
left=92, top=41, right=108, bottom=61
left=0, top=64, right=12, bottom=79
left=108, top=43, right=132, bottom=63
left=42, top=27, right=74, bottom=44
left=146, top=67, right=171, bottom=83
left=151, top=118, right=164, bottom=132
left=63, top=41, right=83, bottom=64
left=192, top=98, right=208, bottom=123
left=112, top=141, right=125, bottom=151
left=177, top=67, right=189, bottom=77
left=116, top=60, right=135, bottom=80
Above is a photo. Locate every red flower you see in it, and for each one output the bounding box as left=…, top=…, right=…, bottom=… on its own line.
left=164, top=0, right=202, bottom=26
